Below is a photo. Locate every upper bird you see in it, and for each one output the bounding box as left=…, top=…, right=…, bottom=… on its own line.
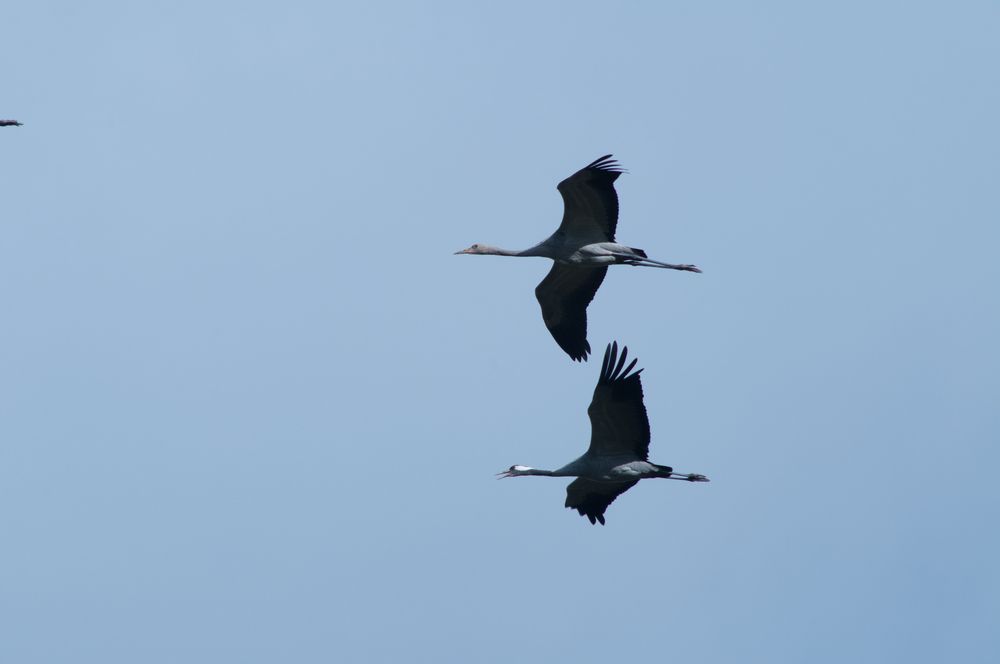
left=498, top=342, right=709, bottom=525
left=455, top=155, right=701, bottom=361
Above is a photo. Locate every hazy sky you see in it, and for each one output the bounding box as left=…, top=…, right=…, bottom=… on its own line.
left=2, top=2, right=998, bottom=662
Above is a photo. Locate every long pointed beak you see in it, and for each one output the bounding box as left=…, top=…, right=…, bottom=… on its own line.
left=454, top=249, right=469, bottom=255
left=496, top=470, right=513, bottom=479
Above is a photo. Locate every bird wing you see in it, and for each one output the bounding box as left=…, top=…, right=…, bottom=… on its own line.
left=565, top=478, right=639, bottom=525
left=534, top=264, right=608, bottom=361
left=555, top=154, right=624, bottom=243
left=586, top=342, right=651, bottom=459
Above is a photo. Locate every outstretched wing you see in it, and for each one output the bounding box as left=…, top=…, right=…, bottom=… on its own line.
left=556, top=154, right=624, bottom=243
left=534, top=264, right=607, bottom=361
left=565, top=478, right=639, bottom=525
left=586, top=342, right=651, bottom=459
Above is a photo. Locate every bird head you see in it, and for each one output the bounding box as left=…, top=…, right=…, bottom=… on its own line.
left=454, top=243, right=489, bottom=255
left=496, top=465, right=532, bottom=479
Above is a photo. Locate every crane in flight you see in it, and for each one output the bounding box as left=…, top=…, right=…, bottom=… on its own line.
left=455, top=155, right=700, bottom=361
left=498, top=342, right=708, bottom=525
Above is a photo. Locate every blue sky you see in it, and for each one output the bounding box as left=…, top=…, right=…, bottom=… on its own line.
left=2, top=2, right=998, bottom=662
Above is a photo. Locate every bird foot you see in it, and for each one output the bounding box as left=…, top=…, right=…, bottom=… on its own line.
left=686, top=473, right=709, bottom=482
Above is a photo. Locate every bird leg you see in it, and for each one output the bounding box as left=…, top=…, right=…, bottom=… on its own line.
left=612, top=253, right=702, bottom=272
left=627, top=259, right=702, bottom=272
left=665, top=472, right=710, bottom=482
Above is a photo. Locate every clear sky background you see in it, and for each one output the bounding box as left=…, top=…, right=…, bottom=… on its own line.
left=2, top=2, right=998, bottom=662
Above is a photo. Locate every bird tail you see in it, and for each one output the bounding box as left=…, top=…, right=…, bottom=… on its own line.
left=653, top=464, right=674, bottom=477
left=629, top=247, right=648, bottom=258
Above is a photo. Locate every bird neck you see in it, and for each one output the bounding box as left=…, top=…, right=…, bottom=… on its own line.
left=513, top=243, right=550, bottom=258
left=476, top=242, right=550, bottom=258
left=482, top=245, right=536, bottom=257
left=551, top=458, right=588, bottom=477
left=520, top=467, right=558, bottom=477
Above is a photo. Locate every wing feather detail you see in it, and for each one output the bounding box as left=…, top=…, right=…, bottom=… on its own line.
left=534, top=264, right=607, bottom=361
left=555, top=154, right=624, bottom=243
left=586, top=342, right=651, bottom=458
left=565, top=478, right=638, bottom=525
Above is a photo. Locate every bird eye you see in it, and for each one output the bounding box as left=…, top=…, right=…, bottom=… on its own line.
left=471, top=244, right=479, bottom=249
left=509, top=465, right=516, bottom=471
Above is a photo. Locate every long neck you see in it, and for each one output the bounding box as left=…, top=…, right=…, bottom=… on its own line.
left=484, top=243, right=550, bottom=258
left=488, top=247, right=526, bottom=256
left=514, top=243, right=550, bottom=257
left=524, top=468, right=557, bottom=476
left=523, top=466, right=575, bottom=477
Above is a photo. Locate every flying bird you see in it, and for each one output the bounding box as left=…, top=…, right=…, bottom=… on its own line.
left=0, top=120, right=22, bottom=127
left=456, top=155, right=701, bottom=361
left=498, top=342, right=708, bottom=525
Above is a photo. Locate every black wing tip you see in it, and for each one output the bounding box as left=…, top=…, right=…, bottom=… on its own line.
left=568, top=340, right=591, bottom=362
left=0, top=120, right=23, bottom=127
left=566, top=504, right=607, bottom=525
left=586, top=154, right=623, bottom=171
left=599, top=341, right=641, bottom=383
left=546, top=325, right=590, bottom=361
left=584, top=154, right=625, bottom=175
left=544, top=318, right=592, bottom=361
left=566, top=479, right=638, bottom=525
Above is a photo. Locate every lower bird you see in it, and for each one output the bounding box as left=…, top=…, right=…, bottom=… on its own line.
left=498, top=342, right=708, bottom=524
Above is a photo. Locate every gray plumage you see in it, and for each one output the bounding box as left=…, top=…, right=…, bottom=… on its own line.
left=456, top=155, right=701, bottom=361
left=498, top=342, right=709, bottom=525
